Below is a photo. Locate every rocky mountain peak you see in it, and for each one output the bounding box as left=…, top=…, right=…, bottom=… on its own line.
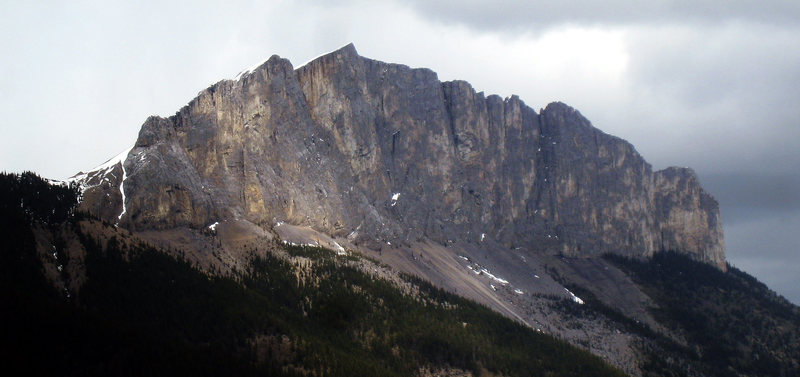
left=75, top=44, right=726, bottom=269
left=325, top=42, right=359, bottom=61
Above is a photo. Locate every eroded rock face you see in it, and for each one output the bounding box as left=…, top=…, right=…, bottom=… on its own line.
left=78, top=43, right=725, bottom=269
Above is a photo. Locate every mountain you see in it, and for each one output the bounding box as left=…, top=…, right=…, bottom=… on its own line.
left=4, top=45, right=797, bottom=376
left=74, top=43, right=723, bottom=269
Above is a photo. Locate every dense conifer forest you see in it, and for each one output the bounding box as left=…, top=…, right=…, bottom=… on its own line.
left=605, top=253, right=800, bottom=377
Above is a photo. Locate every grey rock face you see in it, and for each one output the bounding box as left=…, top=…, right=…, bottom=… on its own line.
left=78, top=43, right=725, bottom=269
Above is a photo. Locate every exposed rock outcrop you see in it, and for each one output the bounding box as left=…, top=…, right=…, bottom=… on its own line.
left=76, top=43, right=725, bottom=269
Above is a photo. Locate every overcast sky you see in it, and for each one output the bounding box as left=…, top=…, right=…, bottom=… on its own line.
left=1, top=0, right=798, bottom=304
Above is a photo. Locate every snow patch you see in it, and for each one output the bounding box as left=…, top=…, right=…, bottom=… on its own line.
left=115, top=147, right=133, bottom=223
left=332, top=241, right=346, bottom=255
left=390, top=192, right=400, bottom=206
left=481, top=268, right=509, bottom=284
left=281, top=240, right=320, bottom=248
left=480, top=233, right=485, bottom=242
left=66, top=172, right=88, bottom=185
left=208, top=222, right=219, bottom=231
left=95, top=147, right=132, bottom=173
left=233, top=59, right=268, bottom=80
left=67, top=146, right=132, bottom=185
left=67, top=147, right=133, bottom=219
left=514, top=289, right=524, bottom=295
left=462, top=259, right=509, bottom=285
left=565, top=288, right=584, bottom=305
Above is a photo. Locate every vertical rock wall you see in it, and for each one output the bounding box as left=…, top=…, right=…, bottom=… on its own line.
left=79, top=43, right=725, bottom=268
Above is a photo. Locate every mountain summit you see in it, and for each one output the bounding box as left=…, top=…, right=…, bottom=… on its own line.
left=74, top=43, right=724, bottom=269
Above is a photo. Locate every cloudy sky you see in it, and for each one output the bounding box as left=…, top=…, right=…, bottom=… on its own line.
left=2, top=0, right=798, bottom=303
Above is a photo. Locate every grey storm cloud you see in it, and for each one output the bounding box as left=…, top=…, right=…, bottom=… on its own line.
left=402, top=0, right=800, bottom=29
left=622, top=23, right=800, bottom=175
left=703, top=173, right=800, bottom=224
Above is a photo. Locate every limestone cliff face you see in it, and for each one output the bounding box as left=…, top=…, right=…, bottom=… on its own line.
left=78, top=43, right=725, bottom=268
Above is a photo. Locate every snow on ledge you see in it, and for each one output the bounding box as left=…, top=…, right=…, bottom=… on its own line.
left=332, top=240, right=346, bottom=255
left=233, top=59, right=268, bottom=81
left=565, top=288, right=585, bottom=305
left=67, top=146, right=133, bottom=183
left=94, top=147, right=132, bottom=172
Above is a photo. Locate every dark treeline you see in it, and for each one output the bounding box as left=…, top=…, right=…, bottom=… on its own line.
left=606, top=252, right=800, bottom=377
left=0, top=171, right=80, bottom=225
